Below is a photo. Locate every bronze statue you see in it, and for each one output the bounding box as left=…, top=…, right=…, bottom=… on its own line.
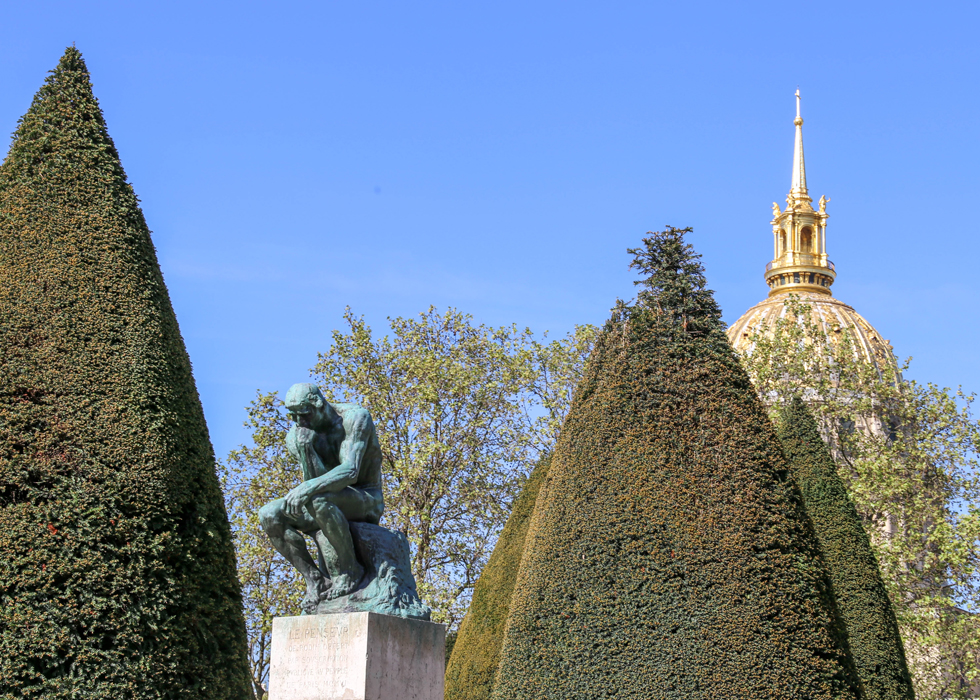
left=259, top=383, right=384, bottom=614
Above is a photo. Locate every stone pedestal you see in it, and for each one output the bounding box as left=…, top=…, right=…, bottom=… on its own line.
left=268, top=612, right=445, bottom=700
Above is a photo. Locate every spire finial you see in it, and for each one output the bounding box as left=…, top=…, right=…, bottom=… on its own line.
left=790, top=89, right=808, bottom=201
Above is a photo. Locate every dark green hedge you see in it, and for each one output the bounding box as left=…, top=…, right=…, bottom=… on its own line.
left=490, top=229, right=862, bottom=700
left=445, top=454, right=552, bottom=700
left=0, top=49, right=251, bottom=699
left=777, top=397, right=915, bottom=700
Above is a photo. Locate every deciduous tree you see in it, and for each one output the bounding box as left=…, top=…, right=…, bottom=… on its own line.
left=444, top=454, right=552, bottom=700
left=738, top=295, right=980, bottom=700
left=221, top=307, right=596, bottom=694
left=220, top=393, right=301, bottom=699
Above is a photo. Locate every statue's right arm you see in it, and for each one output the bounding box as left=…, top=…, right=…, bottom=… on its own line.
left=285, top=425, right=300, bottom=459
left=299, top=409, right=372, bottom=497
left=286, top=424, right=325, bottom=482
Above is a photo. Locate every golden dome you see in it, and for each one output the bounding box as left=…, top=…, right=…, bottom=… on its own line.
left=727, top=290, right=895, bottom=371
left=727, top=91, right=895, bottom=373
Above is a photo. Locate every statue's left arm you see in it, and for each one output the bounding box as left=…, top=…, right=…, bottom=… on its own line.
left=284, top=408, right=373, bottom=515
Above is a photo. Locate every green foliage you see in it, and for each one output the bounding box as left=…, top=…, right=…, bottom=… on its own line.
left=524, top=325, right=600, bottom=454
left=445, top=454, right=552, bottom=700
left=311, top=306, right=537, bottom=626
left=490, top=229, right=862, bottom=700
left=627, top=226, right=724, bottom=336
left=0, top=49, right=251, bottom=699
left=312, top=307, right=596, bottom=626
left=777, top=397, right=915, bottom=700
left=219, top=393, right=303, bottom=699
left=739, top=295, right=980, bottom=699
left=445, top=629, right=458, bottom=666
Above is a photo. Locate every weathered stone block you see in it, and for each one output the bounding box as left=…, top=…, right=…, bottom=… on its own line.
left=268, top=611, right=445, bottom=700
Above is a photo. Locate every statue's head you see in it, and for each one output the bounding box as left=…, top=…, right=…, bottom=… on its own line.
left=284, top=383, right=335, bottom=429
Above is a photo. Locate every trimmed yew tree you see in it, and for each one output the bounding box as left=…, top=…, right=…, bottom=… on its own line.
left=445, top=454, right=553, bottom=700
left=0, top=49, right=251, bottom=698
left=777, top=397, right=915, bottom=700
left=490, top=228, right=863, bottom=700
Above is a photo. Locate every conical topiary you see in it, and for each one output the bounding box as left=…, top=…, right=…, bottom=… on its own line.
left=0, top=49, right=251, bottom=698
left=445, top=454, right=553, bottom=700
left=490, top=227, right=863, bottom=700
left=777, top=397, right=915, bottom=700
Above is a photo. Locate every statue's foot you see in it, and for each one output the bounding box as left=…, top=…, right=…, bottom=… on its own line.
left=300, top=576, right=328, bottom=615
left=326, top=563, right=364, bottom=600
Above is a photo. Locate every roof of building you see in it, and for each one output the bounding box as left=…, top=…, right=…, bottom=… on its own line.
left=727, top=290, right=895, bottom=371
left=727, top=91, right=894, bottom=373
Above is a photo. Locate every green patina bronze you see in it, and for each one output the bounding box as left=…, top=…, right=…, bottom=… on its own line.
left=260, top=383, right=429, bottom=619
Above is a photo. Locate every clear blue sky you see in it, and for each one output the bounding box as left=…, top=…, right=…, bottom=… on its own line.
left=2, top=1, right=977, bottom=460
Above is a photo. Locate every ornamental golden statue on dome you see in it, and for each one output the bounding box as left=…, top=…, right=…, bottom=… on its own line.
left=727, top=90, right=894, bottom=371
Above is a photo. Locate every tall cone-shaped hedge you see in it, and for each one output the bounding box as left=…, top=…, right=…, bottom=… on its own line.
left=490, top=228, right=862, bottom=700
left=445, top=454, right=553, bottom=700
left=0, top=49, right=251, bottom=698
left=777, top=397, right=915, bottom=700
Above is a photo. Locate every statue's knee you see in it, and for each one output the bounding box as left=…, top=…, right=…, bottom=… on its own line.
left=259, top=502, right=282, bottom=533
left=310, top=497, right=344, bottom=524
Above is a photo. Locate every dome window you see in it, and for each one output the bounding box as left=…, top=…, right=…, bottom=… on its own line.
left=801, top=226, right=813, bottom=253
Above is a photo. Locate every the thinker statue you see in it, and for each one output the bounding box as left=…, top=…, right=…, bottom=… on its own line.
left=260, top=383, right=429, bottom=618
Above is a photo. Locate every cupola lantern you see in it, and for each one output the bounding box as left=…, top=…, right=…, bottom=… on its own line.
left=765, top=90, right=836, bottom=296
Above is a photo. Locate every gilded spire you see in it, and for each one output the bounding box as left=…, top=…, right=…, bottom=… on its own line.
left=764, top=90, right=835, bottom=297
left=789, top=89, right=809, bottom=204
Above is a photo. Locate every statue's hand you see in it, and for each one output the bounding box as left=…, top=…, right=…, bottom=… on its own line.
left=293, top=426, right=317, bottom=446
left=284, top=482, right=315, bottom=519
